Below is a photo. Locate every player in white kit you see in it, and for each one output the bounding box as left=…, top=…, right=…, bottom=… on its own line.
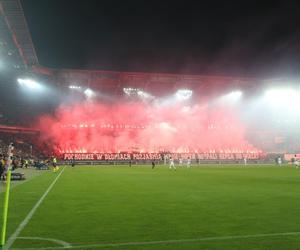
left=277, top=156, right=282, bottom=166
left=187, top=157, right=191, bottom=168
left=179, top=158, right=183, bottom=166
left=169, top=157, right=176, bottom=170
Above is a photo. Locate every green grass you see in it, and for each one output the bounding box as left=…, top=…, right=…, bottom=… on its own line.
left=1, top=165, right=300, bottom=249
left=0, top=169, right=44, bottom=194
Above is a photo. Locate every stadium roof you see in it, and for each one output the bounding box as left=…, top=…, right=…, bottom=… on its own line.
left=0, top=0, right=290, bottom=98
left=0, top=0, right=38, bottom=67
left=51, top=68, right=260, bottom=97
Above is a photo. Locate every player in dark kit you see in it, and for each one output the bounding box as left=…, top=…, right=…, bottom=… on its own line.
left=152, top=161, right=155, bottom=169
left=71, top=156, right=75, bottom=167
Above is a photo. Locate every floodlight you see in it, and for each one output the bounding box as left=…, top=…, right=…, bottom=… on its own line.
left=123, top=87, right=154, bottom=100
left=137, top=90, right=154, bottom=99
left=123, top=87, right=139, bottom=96
left=175, top=89, right=193, bottom=100
left=69, top=85, right=81, bottom=89
left=123, top=88, right=130, bottom=95
left=265, top=88, right=297, bottom=99
left=218, top=90, right=243, bottom=103
left=84, top=88, right=94, bottom=97
left=265, top=88, right=300, bottom=105
left=17, top=78, right=41, bottom=89
left=227, top=90, right=243, bottom=100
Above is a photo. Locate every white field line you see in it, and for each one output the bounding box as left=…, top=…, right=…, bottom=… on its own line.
left=4, top=167, right=66, bottom=250
left=17, top=237, right=71, bottom=247
left=11, top=231, right=300, bottom=250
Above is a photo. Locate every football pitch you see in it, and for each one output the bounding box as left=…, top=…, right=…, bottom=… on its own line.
left=1, top=165, right=300, bottom=250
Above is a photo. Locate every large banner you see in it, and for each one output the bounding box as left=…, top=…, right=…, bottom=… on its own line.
left=63, top=152, right=264, bottom=161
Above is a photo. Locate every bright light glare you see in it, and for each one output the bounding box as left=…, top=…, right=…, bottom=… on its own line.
left=17, top=78, right=40, bottom=89
left=69, top=85, right=81, bottom=89
left=175, top=89, right=193, bottom=100
left=123, top=87, right=154, bottom=100
left=123, top=87, right=139, bottom=96
left=218, top=90, right=243, bottom=103
left=265, top=88, right=298, bottom=99
left=137, top=90, right=154, bottom=99
left=84, top=88, right=94, bottom=97
left=265, top=88, right=300, bottom=106
left=227, top=90, right=243, bottom=100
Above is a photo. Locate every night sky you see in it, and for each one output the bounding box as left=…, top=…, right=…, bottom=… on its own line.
left=21, top=0, right=300, bottom=77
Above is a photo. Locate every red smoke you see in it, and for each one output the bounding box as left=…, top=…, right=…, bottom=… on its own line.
left=37, top=101, right=260, bottom=154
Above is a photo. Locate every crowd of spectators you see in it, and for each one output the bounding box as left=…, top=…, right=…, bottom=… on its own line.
left=0, top=135, right=54, bottom=180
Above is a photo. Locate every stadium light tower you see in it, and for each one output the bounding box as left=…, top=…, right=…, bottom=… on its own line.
left=17, top=78, right=41, bottom=89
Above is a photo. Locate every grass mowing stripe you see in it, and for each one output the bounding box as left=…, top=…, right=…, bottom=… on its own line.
left=10, top=231, right=300, bottom=250
left=4, top=167, right=66, bottom=250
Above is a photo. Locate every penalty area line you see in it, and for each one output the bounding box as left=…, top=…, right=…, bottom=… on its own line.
left=10, top=231, right=300, bottom=250
left=4, top=167, right=66, bottom=250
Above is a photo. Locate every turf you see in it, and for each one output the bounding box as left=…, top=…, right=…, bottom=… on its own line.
left=0, top=169, right=44, bottom=194
left=1, top=165, right=300, bottom=249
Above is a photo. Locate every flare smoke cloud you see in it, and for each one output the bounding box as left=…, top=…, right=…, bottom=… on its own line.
left=38, top=101, right=259, bottom=154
